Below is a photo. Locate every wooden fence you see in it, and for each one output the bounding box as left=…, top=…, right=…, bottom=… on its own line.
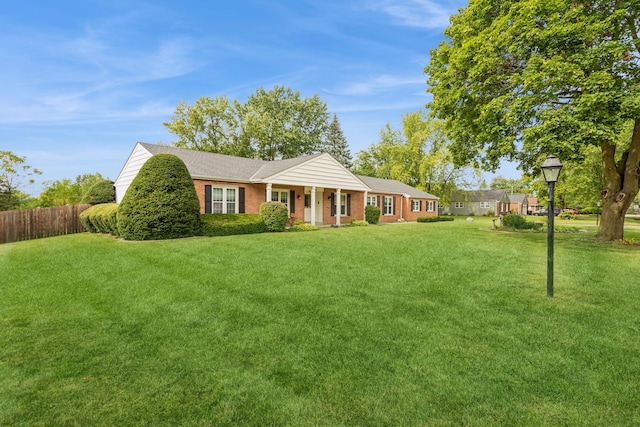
left=0, top=204, right=91, bottom=244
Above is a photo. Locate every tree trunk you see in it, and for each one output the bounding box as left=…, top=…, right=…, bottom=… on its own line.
left=596, top=119, right=640, bottom=241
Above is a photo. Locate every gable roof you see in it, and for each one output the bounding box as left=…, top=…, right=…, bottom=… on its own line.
left=508, top=194, right=528, bottom=204
left=357, top=175, right=439, bottom=199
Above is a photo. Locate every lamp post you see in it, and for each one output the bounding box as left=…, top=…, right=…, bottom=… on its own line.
left=541, top=155, right=563, bottom=298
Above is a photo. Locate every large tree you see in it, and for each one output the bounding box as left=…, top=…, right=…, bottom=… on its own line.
left=164, top=86, right=330, bottom=161
left=321, top=114, right=353, bottom=168
left=0, top=151, right=41, bottom=211
left=352, top=111, right=476, bottom=204
left=426, top=0, right=640, bottom=240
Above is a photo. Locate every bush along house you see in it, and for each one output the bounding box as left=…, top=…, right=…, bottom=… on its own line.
left=115, top=143, right=439, bottom=226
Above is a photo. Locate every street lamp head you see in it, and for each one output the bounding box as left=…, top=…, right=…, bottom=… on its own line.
left=541, top=155, right=563, bottom=183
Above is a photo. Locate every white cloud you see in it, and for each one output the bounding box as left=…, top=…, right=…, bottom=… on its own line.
left=327, top=74, right=426, bottom=96
left=366, top=0, right=454, bottom=29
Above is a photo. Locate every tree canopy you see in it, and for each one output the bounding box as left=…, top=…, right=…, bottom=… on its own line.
left=426, top=0, right=640, bottom=240
left=164, top=86, right=331, bottom=161
left=0, top=151, right=41, bottom=211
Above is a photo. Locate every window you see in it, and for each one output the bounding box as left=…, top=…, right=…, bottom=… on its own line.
left=211, top=186, right=238, bottom=214
left=454, top=202, right=464, bottom=208
left=480, top=202, right=490, bottom=208
left=411, top=200, right=420, bottom=212
left=340, top=194, right=347, bottom=215
left=383, top=196, right=393, bottom=215
left=427, top=201, right=434, bottom=212
left=304, top=194, right=311, bottom=208
left=366, top=195, right=377, bottom=206
left=271, top=189, right=289, bottom=212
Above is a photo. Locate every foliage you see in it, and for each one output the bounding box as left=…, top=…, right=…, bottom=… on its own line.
left=352, top=111, right=478, bottom=204
left=364, top=205, right=381, bottom=224
left=117, top=154, right=202, bottom=240
left=289, top=220, right=319, bottom=232
left=426, top=0, right=640, bottom=241
left=259, top=201, right=289, bottom=232
left=164, top=86, right=330, bottom=161
left=321, top=114, right=352, bottom=168
left=0, top=151, right=41, bottom=211
left=558, top=212, right=576, bottom=220
left=417, top=216, right=455, bottom=223
left=79, top=203, right=119, bottom=235
left=200, top=214, right=267, bottom=237
left=348, top=219, right=369, bottom=227
left=80, top=176, right=114, bottom=204
left=4, top=222, right=640, bottom=425
left=580, top=206, right=603, bottom=215
left=489, top=176, right=530, bottom=194
left=502, top=214, right=541, bottom=230
left=38, top=179, right=82, bottom=207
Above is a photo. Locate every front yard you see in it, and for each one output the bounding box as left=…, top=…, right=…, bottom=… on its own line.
left=1, top=219, right=639, bottom=425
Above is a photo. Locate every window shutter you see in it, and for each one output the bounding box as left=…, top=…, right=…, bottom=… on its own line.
left=420, top=200, right=423, bottom=211
left=392, top=196, right=396, bottom=215
left=239, top=187, right=245, bottom=213
left=290, top=190, right=296, bottom=214
left=376, top=196, right=380, bottom=207
left=347, top=194, right=351, bottom=216
left=330, top=193, right=336, bottom=216
left=204, top=185, right=212, bottom=214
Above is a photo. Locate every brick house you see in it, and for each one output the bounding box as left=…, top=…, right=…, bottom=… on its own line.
left=115, top=143, right=439, bottom=226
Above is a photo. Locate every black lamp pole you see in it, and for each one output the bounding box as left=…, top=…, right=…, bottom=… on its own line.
left=541, top=155, right=563, bottom=298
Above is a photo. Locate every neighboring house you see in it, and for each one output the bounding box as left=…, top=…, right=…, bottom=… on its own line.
left=115, top=142, right=439, bottom=226
left=508, top=194, right=529, bottom=215
left=527, top=197, right=539, bottom=214
left=449, top=189, right=511, bottom=216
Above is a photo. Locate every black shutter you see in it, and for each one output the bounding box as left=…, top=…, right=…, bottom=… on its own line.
left=239, top=187, right=245, bottom=213
left=420, top=200, right=423, bottom=211
left=204, top=185, right=212, bottom=214
left=290, top=190, right=296, bottom=214
left=392, top=196, right=396, bottom=215
left=376, top=196, right=380, bottom=207
left=347, top=194, right=351, bottom=216
left=330, top=193, right=336, bottom=216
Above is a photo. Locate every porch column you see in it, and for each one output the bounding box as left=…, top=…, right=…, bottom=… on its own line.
left=310, top=186, right=316, bottom=226
left=266, top=183, right=272, bottom=202
left=336, top=188, right=341, bottom=226
left=363, top=191, right=368, bottom=219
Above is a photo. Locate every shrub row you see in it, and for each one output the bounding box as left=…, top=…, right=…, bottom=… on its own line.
left=417, top=216, right=455, bottom=223
left=201, top=214, right=267, bottom=236
left=502, top=213, right=541, bottom=230
left=80, top=203, right=119, bottom=235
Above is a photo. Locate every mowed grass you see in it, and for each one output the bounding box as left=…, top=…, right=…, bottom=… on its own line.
left=1, top=218, right=639, bottom=426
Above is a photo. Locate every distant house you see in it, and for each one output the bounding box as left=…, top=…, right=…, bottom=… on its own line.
left=115, top=142, right=439, bottom=226
left=449, top=190, right=510, bottom=216
left=508, top=194, right=529, bottom=215
left=527, top=197, right=539, bottom=214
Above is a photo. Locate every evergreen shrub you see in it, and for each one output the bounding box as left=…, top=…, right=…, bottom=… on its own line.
left=289, top=220, right=319, bottom=232
left=365, top=205, right=381, bottom=224
left=502, top=213, right=540, bottom=230
left=259, top=201, right=289, bottom=232
left=417, top=216, right=455, bottom=223
left=80, top=203, right=119, bottom=235
left=201, top=214, right=267, bottom=236
left=348, top=219, right=369, bottom=226
left=81, top=180, right=115, bottom=204
left=116, top=154, right=202, bottom=240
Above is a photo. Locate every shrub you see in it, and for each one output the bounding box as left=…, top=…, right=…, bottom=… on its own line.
left=417, top=216, right=455, bottom=223
left=348, top=219, right=369, bottom=227
left=80, top=203, right=119, bottom=235
left=365, top=205, right=381, bottom=224
left=580, top=206, right=602, bottom=215
left=117, top=154, right=202, bottom=240
left=259, top=201, right=289, bottom=232
left=558, top=212, right=576, bottom=220
left=502, top=213, right=541, bottom=230
left=81, top=179, right=115, bottom=204
left=201, top=214, right=267, bottom=237
left=289, top=220, right=319, bottom=232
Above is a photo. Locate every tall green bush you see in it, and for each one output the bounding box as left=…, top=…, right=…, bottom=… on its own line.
left=365, top=205, right=381, bottom=224
left=81, top=179, right=115, bottom=204
left=259, top=201, right=288, bottom=232
left=117, top=154, right=202, bottom=240
left=80, top=203, right=119, bottom=235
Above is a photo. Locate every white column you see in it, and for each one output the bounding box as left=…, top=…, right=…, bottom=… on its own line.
left=363, top=191, right=368, bottom=219
left=336, top=188, right=341, bottom=226
left=310, top=187, right=317, bottom=226
left=266, top=183, right=272, bottom=202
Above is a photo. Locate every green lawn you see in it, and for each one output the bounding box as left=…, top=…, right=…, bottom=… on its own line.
left=1, top=219, right=639, bottom=426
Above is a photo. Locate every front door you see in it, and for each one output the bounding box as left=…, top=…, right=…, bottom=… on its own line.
left=304, top=189, right=323, bottom=224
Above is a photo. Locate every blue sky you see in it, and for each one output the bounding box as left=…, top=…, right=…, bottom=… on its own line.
left=1, top=0, right=518, bottom=195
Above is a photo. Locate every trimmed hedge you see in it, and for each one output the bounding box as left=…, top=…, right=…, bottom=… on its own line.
left=365, top=205, right=380, bottom=224
left=117, top=154, right=202, bottom=240
left=289, top=220, right=319, bottom=232
left=81, top=179, right=115, bottom=204
left=259, top=201, right=289, bottom=232
left=201, top=214, right=267, bottom=236
left=417, top=216, right=454, bottom=223
left=80, top=203, right=119, bottom=235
